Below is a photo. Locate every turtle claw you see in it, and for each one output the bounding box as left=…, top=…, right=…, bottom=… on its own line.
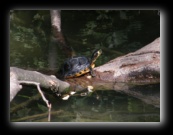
left=90, top=70, right=96, bottom=77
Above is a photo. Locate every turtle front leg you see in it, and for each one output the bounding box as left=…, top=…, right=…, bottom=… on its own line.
left=89, top=67, right=96, bottom=77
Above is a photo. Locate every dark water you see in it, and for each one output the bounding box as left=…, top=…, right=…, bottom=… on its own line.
left=10, top=10, right=160, bottom=122
left=10, top=84, right=160, bottom=122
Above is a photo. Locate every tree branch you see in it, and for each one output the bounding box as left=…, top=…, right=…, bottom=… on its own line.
left=10, top=67, right=70, bottom=102
left=18, top=81, right=51, bottom=107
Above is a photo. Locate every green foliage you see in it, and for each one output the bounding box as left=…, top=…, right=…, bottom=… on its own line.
left=79, top=10, right=159, bottom=54
left=11, top=24, right=38, bottom=46
left=33, top=57, right=46, bottom=68
left=10, top=10, right=50, bottom=68
left=83, top=21, right=97, bottom=35
left=96, top=10, right=110, bottom=20
left=37, top=103, right=47, bottom=112
left=33, top=13, right=45, bottom=21
left=10, top=10, right=159, bottom=69
left=16, top=108, right=31, bottom=117
left=17, top=94, right=31, bottom=99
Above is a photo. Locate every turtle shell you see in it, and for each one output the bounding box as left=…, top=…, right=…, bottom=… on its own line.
left=62, top=56, right=91, bottom=78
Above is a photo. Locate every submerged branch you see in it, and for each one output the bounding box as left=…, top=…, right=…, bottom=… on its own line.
left=10, top=93, right=41, bottom=113
left=11, top=110, right=63, bottom=122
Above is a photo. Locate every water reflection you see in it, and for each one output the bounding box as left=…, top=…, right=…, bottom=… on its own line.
left=10, top=84, right=160, bottom=122
left=52, top=91, right=159, bottom=122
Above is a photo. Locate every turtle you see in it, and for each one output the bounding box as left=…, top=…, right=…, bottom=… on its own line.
left=59, top=49, right=102, bottom=79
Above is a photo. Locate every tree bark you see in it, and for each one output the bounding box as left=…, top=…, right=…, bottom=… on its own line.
left=10, top=71, right=22, bottom=102
left=48, top=10, right=73, bottom=70
left=48, top=10, right=61, bottom=70
left=95, top=37, right=160, bottom=83
left=10, top=67, right=70, bottom=102
left=10, top=37, right=160, bottom=107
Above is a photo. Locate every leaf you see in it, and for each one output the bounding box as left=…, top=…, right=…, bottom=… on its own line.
left=18, top=94, right=30, bottom=99
left=17, top=108, right=31, bottom=117
left=37, top=103, right=47, bottom=112
left=24, top=43, right=33, bottom=49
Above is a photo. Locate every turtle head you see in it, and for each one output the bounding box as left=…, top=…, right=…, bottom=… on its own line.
left=91, top=49, right=102, bottom=63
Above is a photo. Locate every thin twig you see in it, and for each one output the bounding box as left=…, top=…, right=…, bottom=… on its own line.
left=48, top=104, right=52, bottom=122
left=18, top=81, right=52, bottom=121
